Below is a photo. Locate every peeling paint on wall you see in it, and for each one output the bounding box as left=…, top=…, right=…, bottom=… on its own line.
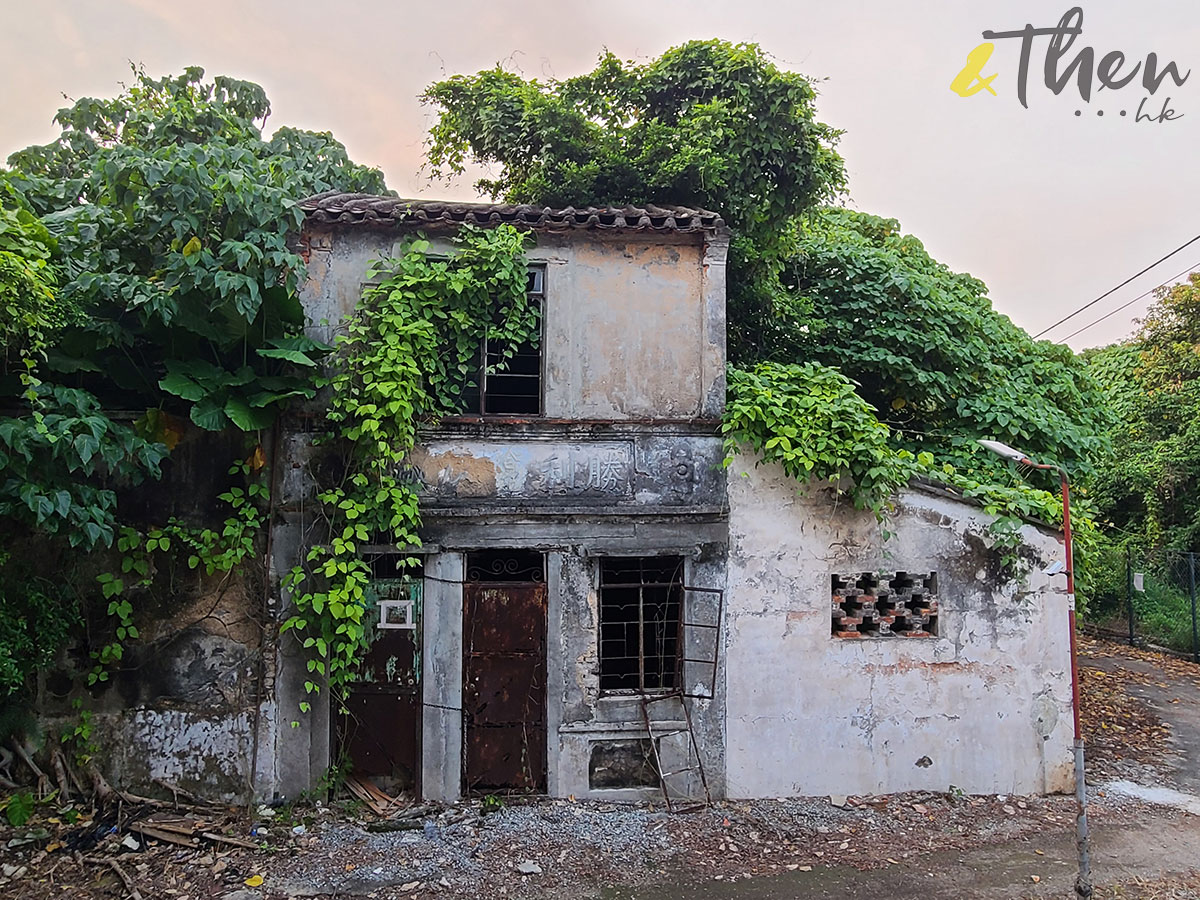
left=724, top=452, right=1075, bottom=798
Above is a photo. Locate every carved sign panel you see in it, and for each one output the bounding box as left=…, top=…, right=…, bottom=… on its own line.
left=410, top=440, right=635, bottom=500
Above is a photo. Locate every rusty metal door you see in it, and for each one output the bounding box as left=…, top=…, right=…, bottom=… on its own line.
left=462, top=581, right=548, bottom=793
left=337, top=571, right=422, bottom=795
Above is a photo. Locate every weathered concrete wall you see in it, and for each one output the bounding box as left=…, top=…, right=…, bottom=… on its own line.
left=409, top=423, right=726, bottom=515
left=39, top=425, right=275, bottom=803
left=273, top=220, right=730, bottom=801
left=724, top=453, right=1075, bottom=798
left=420, top=552, right=464, bottom=802
left=269, top=431, right=329, bottom=801
left=550, top=544, right=726, bottom=803
left=299, top=225, right=726, bottom=420
left=409, top=540, right=726, bottom=804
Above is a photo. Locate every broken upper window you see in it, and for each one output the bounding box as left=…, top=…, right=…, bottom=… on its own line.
left=461, top=266, right=544, bottom=416
left=831, top=572, right=939, bottom=638
left=598, top=557, right=684, bottom=692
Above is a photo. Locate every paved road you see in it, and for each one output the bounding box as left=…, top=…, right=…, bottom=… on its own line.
left=609, top=651, right=1200, bottom=900
left=605, top=817, right=1200, bottom=899
left=1085, top=652, right=1200, bottom=794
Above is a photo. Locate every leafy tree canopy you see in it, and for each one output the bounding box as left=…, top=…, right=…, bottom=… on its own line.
left=424, top=41, right=844, bottom=249
left=1086, top=273, right=1200, bottom=550
left=424, top=42, right=1110, bottom=502
left=4, top=65, right=388, bottom=432
left=0, top=64, right=391, bottom=549
left=786, top=209, right=1111, bottom=479
left=0, top=65, right=390, bottom=717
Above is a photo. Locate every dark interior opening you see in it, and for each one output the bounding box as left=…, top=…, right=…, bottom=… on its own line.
left=461, top=267, right=543, bottom=416
left=588, top=739, right=660, bottom=789
left=465, top=549, right=545, bottom=583
left=599, top=557, right=683, bottom=692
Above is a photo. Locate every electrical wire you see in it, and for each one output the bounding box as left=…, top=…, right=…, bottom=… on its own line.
left=1056, top=260, right=1200, bottom=344
left=1033, top=231, right=1200, bottom=338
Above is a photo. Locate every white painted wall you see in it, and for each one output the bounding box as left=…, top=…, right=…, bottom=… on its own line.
left=724, top=454, right=1075, bottom=798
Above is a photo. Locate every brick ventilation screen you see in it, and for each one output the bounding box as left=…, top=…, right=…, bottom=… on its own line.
left=831, top=572, right=938, bottom=638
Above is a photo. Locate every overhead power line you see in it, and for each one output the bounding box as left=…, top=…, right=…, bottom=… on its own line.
left=1033, top=231, right=1200, bottom=338
left=1057, top=260, right=1200, bottom=344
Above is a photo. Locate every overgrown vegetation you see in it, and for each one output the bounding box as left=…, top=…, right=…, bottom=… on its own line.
left=281, top=225, right=537, bottom=706
left=0, top=40, right=1156, bottom=794
left=423, top=40, right=1107, bottom=541
left=723, top=362, right=916, bottom=517
left=0, top=66, right=387, bottom=749
left=1082, top=274, right=1200, bottom=649
left=1085, top=273, right=1200, bottom=551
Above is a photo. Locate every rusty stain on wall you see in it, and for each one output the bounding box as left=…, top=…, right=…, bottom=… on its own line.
left=408, top=446, right=498, bottom=498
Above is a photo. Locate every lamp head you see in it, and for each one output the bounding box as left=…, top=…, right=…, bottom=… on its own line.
left=978, top=439, right=1029, bottom=463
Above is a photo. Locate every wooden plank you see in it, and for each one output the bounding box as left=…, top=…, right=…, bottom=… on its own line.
left=142, top=815, right=204, bottom=836
left=346, top=775, right=390, bottom=816
left=130, top=823, right=200, bottom=848
left=201, top=832, right=261, bottom=850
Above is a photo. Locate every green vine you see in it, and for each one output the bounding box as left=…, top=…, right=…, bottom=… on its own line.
left=59, top=699, right=98, bottom=768
left=724, top=359, right=1098, bottom=603
left=723, top=361, right=918, bottom=517
left=282, top=224, right=537, bottom=708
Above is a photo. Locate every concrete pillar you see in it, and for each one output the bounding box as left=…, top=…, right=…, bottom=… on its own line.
left=421, top=552, right=464, bottom=801
left=545, top=551, right=565, bottom=796
left=271, top=516, right=331, bottom=800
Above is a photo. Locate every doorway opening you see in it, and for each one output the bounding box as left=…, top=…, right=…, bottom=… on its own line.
left=462, top=550, right=547, bottom=793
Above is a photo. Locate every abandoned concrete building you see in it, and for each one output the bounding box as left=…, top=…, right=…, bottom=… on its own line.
left=89, top=195, right=1077, bottom=805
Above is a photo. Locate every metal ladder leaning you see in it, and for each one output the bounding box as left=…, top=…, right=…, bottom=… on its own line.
left=640, top=691, right=711, bottom=813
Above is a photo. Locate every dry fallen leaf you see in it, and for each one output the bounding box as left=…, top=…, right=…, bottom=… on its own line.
left=244, top=875, right=264, bottom=887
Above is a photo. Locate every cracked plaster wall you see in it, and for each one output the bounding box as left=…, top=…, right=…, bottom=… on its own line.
left=724, top=453, right=1075, bottom=798
left=300, top=225, right=725, bottom=420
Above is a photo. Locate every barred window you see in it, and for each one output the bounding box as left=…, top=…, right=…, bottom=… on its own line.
left=598, top=557, right=683, bottom=692
left=462, top=266, right=544, bottom=416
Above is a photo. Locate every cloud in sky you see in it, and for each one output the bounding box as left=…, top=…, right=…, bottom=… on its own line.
left=3, top=0, right=1199, bottom=348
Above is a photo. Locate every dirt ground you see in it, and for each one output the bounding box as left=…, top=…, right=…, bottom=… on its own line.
left=2, top=637, right=1198, bottom=900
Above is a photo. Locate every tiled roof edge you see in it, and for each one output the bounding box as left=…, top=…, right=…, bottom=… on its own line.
left=299, top=192, right=725, bottom=234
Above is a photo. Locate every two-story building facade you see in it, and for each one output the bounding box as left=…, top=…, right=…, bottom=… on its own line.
left=269, top=195, right=732, bottom=804
left=79, top=194, right=1077, bottom=807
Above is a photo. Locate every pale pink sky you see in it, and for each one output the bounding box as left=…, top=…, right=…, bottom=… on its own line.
left=3, top=0, right=1198, bottom=348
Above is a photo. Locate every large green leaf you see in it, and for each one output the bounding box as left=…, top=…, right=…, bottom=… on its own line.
left=190, top=395, right=229, bottom=431
left=224, top=395, right=275, bottom=431
left=159, top=372, right=207, bottom=401
left=257, top=348, right=318, bottom=366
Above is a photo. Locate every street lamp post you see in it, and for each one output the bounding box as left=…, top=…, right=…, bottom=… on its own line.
left=978, top=440, right=1091, bottom=899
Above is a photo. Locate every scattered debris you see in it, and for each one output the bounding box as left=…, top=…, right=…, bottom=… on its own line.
left=0, top=637, right=1193, bottom=899
left=346, top=774, right=408, bottom=817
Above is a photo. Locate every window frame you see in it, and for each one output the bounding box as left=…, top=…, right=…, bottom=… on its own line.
left=467, top=264, right=546, bottom=418
left=596, top=555, right=686, bottom=696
